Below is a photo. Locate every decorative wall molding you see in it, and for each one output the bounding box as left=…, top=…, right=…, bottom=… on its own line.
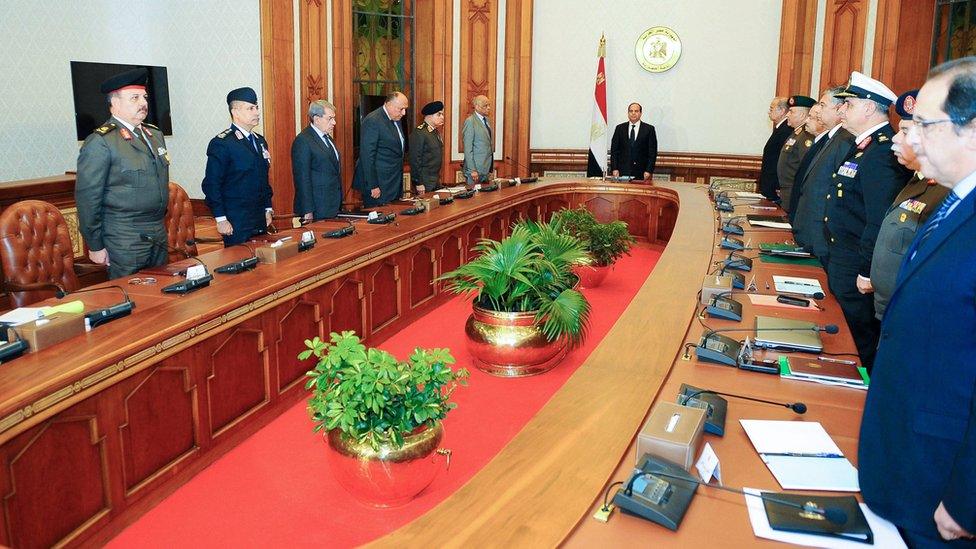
left=260, top=0, right=298, bottom=213
left=530, top=149, right=762, bottom=185
left=776, top=0, right=819, bottom=96
left=819, top=0, right=869, bottom=89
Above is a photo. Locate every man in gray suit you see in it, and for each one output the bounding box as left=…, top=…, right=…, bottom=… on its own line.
left=292, top=100, right=342, bottom=220
left=791, top=86, right=856, bottom=263
left=76, top=68, right=169, bottom=279
left=353, top=91, right=409, bottom=206
left=463, top=95, right=494, bottom=184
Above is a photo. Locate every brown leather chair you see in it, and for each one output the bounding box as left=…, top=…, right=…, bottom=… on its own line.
left=0, top=200, right=83, bottom=307
left=164, top=182, right=221, bottom=262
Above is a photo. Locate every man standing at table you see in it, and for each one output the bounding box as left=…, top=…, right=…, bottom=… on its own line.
left=463, top=95, right=494, bottom=184
left=859, top=57, right=976, bottom=547
left=409, top=101, right=445, bottom=195
left=202, top=87, right=273, bottom=246
left=824, top=72, right=912, bottom=370
left=292, top=100, right=342, bottom=221
left=354, top=91, right=408, bottom=206
left=758, top=96, right=792, bottom=200
left=610, top=102, right=658, bottom=180
left=76, top=67, right=169, bottom=279
left=776, top=95, right=816, bottom=211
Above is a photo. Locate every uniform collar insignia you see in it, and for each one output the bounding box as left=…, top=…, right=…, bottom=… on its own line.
left=119, top=127, right=133, bottom=141
left=857, top=136, right=873, bottom=150
left=235, top=130, right=244, bottom=140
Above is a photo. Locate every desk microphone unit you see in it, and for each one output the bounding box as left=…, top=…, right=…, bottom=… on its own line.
left=720, top=235, right=745, bottom=250
left=215, top=243, right=259, bottom=274
left=140, top=233, right=214, bottom=294
left=705, top=294, right=743, bottom=322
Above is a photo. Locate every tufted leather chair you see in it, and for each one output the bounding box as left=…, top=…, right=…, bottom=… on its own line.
left=0, top=200, right=81, bottom=307
left=164, top=182, right=199, bottom=262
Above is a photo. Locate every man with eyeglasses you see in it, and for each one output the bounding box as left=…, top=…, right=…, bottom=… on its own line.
left=822, top=71, right=912, bottom=371
left=859, top=56, right=976, bottom=547
left=865, top=89, right=948, bottom=320
left=791, top=86, right=856, bottom=262
left=202, top=87, right=274, bottom=246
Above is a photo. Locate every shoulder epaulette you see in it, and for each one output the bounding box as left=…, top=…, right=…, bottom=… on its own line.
left=878, top=133, right=889, bottom=143
left=94, top=123, right=117, bottom=135
left=143, top=122, right=160, bottom=130
left=417, top=123, right=425, bottom=130
left=217, top=129, right=232, bottom=139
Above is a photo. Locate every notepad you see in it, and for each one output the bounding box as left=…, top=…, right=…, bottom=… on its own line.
left=773, top=275, right=824, bottom=297
left=740, top=420, right=859, bottom=492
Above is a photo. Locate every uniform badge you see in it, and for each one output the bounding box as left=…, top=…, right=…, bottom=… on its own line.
left=235, top=130, right=244, bottom=140
left=785, top=137, right=796, bottom=147
left=262, top=145, right=271, bottom=163
left=837, top=190, right=843, bottom=197
left=857, top=136, right=873, bottom=150
left=804, top=139, right=812, bottom=147
left=899, top=213, right=908, bottom=223
left=142, top=126, right=153, bottom=138
left=902, top=199, right=926, bottom=214
left=878, top=134, right=889, bottom=142
left=854, top=152, right=863, bottom=158
left=119, top=127, right=133, bottom=141
left=838, top=161, right=858, bottom=178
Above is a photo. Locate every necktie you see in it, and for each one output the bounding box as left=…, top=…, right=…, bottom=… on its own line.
left=322, top=134, right=339, bottom=160
left=483, top=116, right=492, bottom=140
left=629, top=124, right=636, bottom=143
left=248, top=133, right=259, bottom=153
left=392, top=120, right=404, bottom=149
left=134, top=126, right=154, bottom=156
left=908, top=190, right=960, bottom=261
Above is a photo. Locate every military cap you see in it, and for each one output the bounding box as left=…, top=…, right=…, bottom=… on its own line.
left=836, top=71, right=897, bottom=108
left=894, top=89, right=919, bottom=120
left=227, top=87, right=258, bottom=105
left=788, top=95, right=816, bottom=108
left=100, top=68, right=148, bottom=94
left=421, top=101, right=444, bottom=116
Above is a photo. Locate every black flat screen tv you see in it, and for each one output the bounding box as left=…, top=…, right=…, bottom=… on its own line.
left=70, top=61, right=172, bottom=140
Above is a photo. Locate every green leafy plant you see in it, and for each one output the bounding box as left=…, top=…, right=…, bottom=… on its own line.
left=438, top=219, right=592, bottom=347
left=551, top=206, right=636, bottom=266
left=301, top=331, right=468, bottom=449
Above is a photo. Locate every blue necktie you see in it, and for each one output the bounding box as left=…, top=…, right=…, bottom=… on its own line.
left=248, top=133, right=259, bottom=153
left=908, top=190, right=960, bottom=261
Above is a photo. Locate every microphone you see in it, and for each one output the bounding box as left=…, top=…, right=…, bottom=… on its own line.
left=503, top=155, right=537, bottom=180
left=214, top=242, right=259, bottom=274
left=720, top=216, right=747, bottom=235
left=366, top=211, right=396, bottom=224
left=720, top=251, right=753, bottom=272
left=623, top=469, right=847, bottom=525
left=681, top=388, right=806, bottom=414
left=692, top=324, right=838, bottom=369
left=57, top=285, right=135, bottom=328
left=139, top=234, right=213, bottom=294
left=400, top=203, right=426, bottom=215
left=703, top=290, right=744, bottom=322
left=323, top=218, right=355, bottom=239
left=703, top=324, right=840, bottom=337
left=454, top=189, right=476, bottom=199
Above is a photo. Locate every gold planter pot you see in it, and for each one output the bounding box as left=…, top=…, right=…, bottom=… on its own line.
left=464, top=305, right=569, bottom=377
left=326, top=423, right=450, bottom=508
left=573, top=263, right=612, bottom=289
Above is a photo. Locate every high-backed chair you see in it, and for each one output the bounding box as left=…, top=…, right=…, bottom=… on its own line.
left=0, top=200, right=82, bottom=307
left=164, top=182, right=222, bottom=262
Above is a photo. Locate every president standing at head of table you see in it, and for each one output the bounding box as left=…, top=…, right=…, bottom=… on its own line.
left=202, top=87, right=273, bottom=246
left=609, top=102, right=658, bottom=181
left=75, top=67, right=170, bottom=280
left=353, top=91, right=409, bottom=207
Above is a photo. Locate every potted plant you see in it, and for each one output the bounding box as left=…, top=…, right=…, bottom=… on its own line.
left=301, top=331, right=468, bottom=507
left=438, top=219, right=591, bottom=377
left=551, top=206, right=636, bottom=288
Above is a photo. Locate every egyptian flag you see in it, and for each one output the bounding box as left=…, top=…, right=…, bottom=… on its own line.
left=587, top=34, right=609, bottom=177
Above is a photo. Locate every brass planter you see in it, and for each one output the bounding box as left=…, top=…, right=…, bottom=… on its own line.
left=573, top=263, right=612, bottom=289
left=326, top=423, right=450, bottom=508
left=465, top=305, right=568, bottom=377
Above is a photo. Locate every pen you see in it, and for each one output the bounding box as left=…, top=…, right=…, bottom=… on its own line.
left=762, top=452, right=844, bottom=458
left=818, top=356, right=857, bottom=365
left=750, top=205, right=776, bottom=210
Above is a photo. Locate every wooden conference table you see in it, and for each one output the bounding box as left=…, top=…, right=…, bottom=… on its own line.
left=0, top=179, right=863, bottom=548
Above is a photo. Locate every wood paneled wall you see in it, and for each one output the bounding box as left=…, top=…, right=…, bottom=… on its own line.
left=501, top=0, right=533, bottom=177
left=459, top=0, right=498, bottom=136
left=415, top=0, right=455, bottom=186
left=820, top=0, right=869, bottom=90
left=776, top=0, right=819, bottom=96
left=872, top=0, right=936, bottom=93
left=259, top=0, right=297, bottom=215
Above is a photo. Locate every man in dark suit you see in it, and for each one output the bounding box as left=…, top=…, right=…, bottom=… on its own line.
left=758, top=96, right=792, bottom=200
left=353, top=91, right=409, bottom=206
left=859, top=57, right=976, bottom=547
left=787, top=101, right=829, bottom=219
left=609, top=102, right=657, bottom=180
left=792, top=87, right=856, bottom=262
left=824, top=72, right=912, bottom=370
left=202, top=87, right=273, bottom=246
left=776, top=95, right=817, bottom=211
left=291, top=100, right=342, bottom=221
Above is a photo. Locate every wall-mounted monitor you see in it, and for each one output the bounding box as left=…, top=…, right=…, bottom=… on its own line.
left=70, top=61, right=172, bottom=140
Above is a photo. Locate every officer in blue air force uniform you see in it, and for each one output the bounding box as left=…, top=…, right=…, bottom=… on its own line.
left=823, top=71, right=912, bottom=371
left=202, top=87, right=274, bottom=246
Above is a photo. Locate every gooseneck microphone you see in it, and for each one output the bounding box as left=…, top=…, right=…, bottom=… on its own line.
left=215, top=242, right=259, bottom=274
left=139, top=234, right=213, bottom=294
left=681, top=388, right=806, bottom=414
left=58, top=285, right=136, bottom=328
left=625, top=470, right=847, bottom=525
left=323, top=218, right=355, bottom=239
left=703, top=324, right=840, bottom=337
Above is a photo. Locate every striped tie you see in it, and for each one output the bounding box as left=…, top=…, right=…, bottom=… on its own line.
left=909, top=190, right=960, bottom=261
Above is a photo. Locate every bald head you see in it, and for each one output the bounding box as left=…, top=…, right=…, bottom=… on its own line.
left=384, top=91, right=409, bottom=121
left=473, top=95, right=491, bottom=117
left=768, top=97, right=788, bottom=124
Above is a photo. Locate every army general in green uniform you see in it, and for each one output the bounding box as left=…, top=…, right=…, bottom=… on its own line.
left=76, top=68, right=169, bottom=280
left=408, top=101, right=445, bottom=195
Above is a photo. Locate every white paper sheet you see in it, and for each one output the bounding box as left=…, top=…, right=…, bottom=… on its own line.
left=772, top=275, right=825, bottom=297
left=743, top=488, right=906, bottom=548
left=740, top=420, right=843, bottom=455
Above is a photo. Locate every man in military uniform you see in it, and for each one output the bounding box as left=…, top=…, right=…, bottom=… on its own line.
left=758, top=97, right=792, bottom=200
left=791, top=86, right=856, bottom=263
left=408, top=101, right=445, bottom=195
left=864, top=90, right=949, bottom=319
left=776, top=95, right=816, bottom=211
left=75, top=68, right=170, bottom=280
left=202, top=87, right=273, bottom=246
left=823, top=72, right=913, bottom=369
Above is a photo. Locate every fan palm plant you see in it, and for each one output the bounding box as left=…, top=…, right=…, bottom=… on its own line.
left=439, top=219, right=592, bottom=347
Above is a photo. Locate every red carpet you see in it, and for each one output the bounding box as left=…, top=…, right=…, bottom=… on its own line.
left=108, top=245, right=660, bottom=548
